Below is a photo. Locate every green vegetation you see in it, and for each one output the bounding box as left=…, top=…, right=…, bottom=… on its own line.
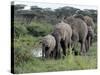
left=14, top=42, right=97, bottom=73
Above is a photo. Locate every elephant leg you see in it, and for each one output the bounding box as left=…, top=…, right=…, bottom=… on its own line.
left=68, top=38, right=72, bottom=55
left=68, top=40, right=70, bottom=49
left=50, top=51, right=53, bottom=58
left=86, top=36, right=91, bottom=52
left=42, top=46, right=45, bottom=59
left=61, top=40, right=66, bottom=56
left=55, top=38, right=61, bottom=59
left=57, top=48, right=61, bottom=59
left=87, top=36, right=91, bottom=51
left=80, top=40, right=86, bottom=55
left=85, top=39, right=88, bottom=52
left=72, top=32, right=79, bottom=55
left=53, top=49, right=57, bottom=59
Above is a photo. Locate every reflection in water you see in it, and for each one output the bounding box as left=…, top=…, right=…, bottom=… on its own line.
left=32, top=48, right=42, bottom=57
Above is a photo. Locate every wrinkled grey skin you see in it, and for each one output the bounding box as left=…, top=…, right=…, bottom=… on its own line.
left=84, top=16, right=95, bottom=52
left=74, top=15, right=95, bottom=52
left=41, top=34, right=56, bottom=59
left=84, top=16, right=95, bottom=29
left=84, top=16, right=95, bottom=39
left=85, top=26, right=94, bottom=52
left=52, top=21, right=72, bottom=59
left=64, top=16, right=88, bottom=55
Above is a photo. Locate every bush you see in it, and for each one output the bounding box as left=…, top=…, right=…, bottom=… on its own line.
left=27, top=21, right=53, bottom=36
left=14, top=38, right=33, bottom=65
left=14, top=34, right=42, bottom=65
left=14, top=23, right=28, bottom=38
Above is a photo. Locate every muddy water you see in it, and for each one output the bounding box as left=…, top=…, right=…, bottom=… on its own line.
left=32, top=48, right=42, bottom=57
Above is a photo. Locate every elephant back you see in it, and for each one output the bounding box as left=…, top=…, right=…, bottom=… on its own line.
left=54, top=21, right=72, bottom=40
left=65, top=16, right=88, bottom=41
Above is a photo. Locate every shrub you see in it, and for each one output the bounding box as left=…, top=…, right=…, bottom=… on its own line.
left=14, top=34, right=42, bottom=65
left=14, top=23, right=28, bottom=38
left=27, top=21, right=53, bottom=36
left=14, top=39, right=33, bottom=65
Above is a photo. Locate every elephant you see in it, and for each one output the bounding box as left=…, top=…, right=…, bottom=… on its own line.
left=85, top=26, right=94, bottom=52
left=84, top=16, right=95, bottom=43
left=52, top=21, right=72, bottom=59
left=64, top=16, right=88, bottom=55
left=84, top=16, right=95, bottom=29
left=74, top=15, right=95, bottom=52
left=84, top=16, right=95, bottom=51
left=41, top=34, right=56, bottom=59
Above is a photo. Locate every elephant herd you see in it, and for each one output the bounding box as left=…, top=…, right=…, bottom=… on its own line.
left=40, top=15, right=95, bottom=59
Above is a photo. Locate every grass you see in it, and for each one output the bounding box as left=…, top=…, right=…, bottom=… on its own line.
left=14, top=42, right=97, bottom=74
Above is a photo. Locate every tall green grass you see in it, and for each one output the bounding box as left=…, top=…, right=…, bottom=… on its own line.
left=14, top=42, right=97, bottom=74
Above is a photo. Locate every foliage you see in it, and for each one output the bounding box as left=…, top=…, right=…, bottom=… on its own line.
left=14, top=43, right=97, bottom=73
left=13, top=4, right=97, bottom=25
left=27, top=21, right=53, bottom=36
left=55, top=6, right=79, bottom=18
left=14, top=23, right=28, bottom=38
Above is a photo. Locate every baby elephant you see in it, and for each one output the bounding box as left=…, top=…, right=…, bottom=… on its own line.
left=41, top=34, right=56, bottom=59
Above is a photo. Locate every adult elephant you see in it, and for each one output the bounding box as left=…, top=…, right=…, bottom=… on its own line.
left=74, top=15, right=95, bottom=52
left=84, top=16, right=95, bottom=52
left=52, top=21, right=72, bottom=59
left=64, top=16, right=88, bottom=55
left=85, top=26, right=94, bottom=52
left=84, top=16, right=95, bottom=29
